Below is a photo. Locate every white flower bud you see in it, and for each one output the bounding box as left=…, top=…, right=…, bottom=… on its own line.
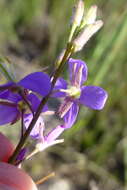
left=86, top=5, right=97, bottom=25
left=71, top=0, right=84, bottom=27
left=74, top=20, right=103, bottom=52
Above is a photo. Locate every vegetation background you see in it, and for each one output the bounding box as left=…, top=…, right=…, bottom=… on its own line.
left=0, top=0, right=127, bottom=190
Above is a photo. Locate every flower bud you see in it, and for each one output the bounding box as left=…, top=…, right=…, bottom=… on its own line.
left=86, top=5, right=97, bottom=25
left=73, top=20, right=103, bottom=52
left=71, top=0, right=84, bottom=27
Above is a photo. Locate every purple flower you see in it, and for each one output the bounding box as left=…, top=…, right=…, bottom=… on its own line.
left=24, top=114, right=45, bottom=139
left=36, top=125, right=65, bottom=151
left=18, top=72, right=51, bottom=97
left=54, top=58, right=108, bottom=128
left=24, top=110, right=56, bottom=140
left=0, top=91, right=44, bottom=125
left=24, top=112, right=64, bottom=152
left=0, top=72, right=51, bottom=99
left=0, top=72, right=51, bottom=125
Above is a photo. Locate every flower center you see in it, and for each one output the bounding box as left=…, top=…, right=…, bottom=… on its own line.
left=61, top=86, right=81, bottom=98
left=18, top=100, right=28, bottom=111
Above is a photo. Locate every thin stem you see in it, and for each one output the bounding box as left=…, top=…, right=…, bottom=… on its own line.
left=68, top=24, right=77, bottom=42
left=8, top=43, right=74, bottom=164
left=20, top=109, right=25, bottom=140
left=18, top=90, right=34, bottom=116
left=36, top=172, right=55, bottom=185
left=8, top=95, right=50, bottom=164
left=52, top=43, right=74, bottom=86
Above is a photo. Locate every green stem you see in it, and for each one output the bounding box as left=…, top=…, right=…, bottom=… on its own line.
left=68, top=24, right=77, bottom=42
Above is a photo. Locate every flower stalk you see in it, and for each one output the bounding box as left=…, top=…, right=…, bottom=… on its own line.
left=8, top=42, right=74, bottom=164
left=0, top=1, right=108, bottom=167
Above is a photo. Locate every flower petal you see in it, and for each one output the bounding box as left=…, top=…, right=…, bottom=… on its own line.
left=45, top=125, right=65, bottom=142
left=79, top=86, right=108, bottom=110
left=0, top=90, right=21, bottom=103
left=24, top=114, right=45, bottom=139
left=52, top=77, right=67, bottom=97
left=0, top=105, right=19, bottom=125
left=18, top=72, right=51, bottom=96
left=63, top=101, right=79, bottom=128
left=27, top=93, right=48, bottom=112
left=68, top=58, right=88, bottom=86
left=0, top=81, right=14, bottom=91
left=0, top=90, right=10, bottom=100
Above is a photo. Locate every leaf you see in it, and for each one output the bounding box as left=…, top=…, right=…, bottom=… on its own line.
left=0, top=56, right=15, bottom=82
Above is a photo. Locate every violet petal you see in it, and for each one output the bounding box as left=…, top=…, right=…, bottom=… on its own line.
left=18, top=72, right=51, bottom=96
left=79, top=85, right=108, bottom=110
left=0, top=90, right=10, bottom=99
left=27, top=93, right=48, bottom=112
left=52, top=77, right=67, bottom=97
left=0, top=90, right=21, bottom=103
left=68, top=58, right=88, bottom=86
left=0, top=105, right=19, bottom=125
left=0, top=81, right=14, bottom=91
left=24, top=114, right=45, bottom=139
left=45, top=125, right=65, bottom=143
left=63, top=101, right=79, bottom=128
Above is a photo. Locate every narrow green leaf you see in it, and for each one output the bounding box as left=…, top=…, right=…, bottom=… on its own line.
left=0, top=56, right=15, bottom=82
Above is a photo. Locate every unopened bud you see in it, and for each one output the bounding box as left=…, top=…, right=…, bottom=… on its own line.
left=86, top=5, right=97, bottom=25
left=74, top=20, right=103, bottom=52
left=71, top=0, right=84, bottom=27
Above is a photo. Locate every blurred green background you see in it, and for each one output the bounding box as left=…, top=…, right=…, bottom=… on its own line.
left=0, top=0, right=127, bottom=190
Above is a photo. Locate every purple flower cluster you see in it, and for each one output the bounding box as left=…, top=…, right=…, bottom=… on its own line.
left=0, top=58, right=108, bottom=152
left=0, top=72, right=50, bottom=125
